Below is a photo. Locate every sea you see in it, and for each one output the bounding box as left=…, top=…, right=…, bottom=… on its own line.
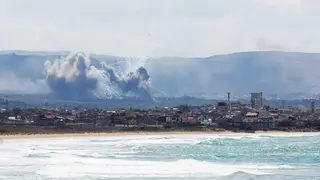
left=0, top=133, right=320, bottom=180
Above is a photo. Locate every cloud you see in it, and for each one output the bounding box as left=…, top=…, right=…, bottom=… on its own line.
left=251, top=0, right=304, bottom=10
left=255, top=38, right=286, bottom=51
left=0, top=0, right=319, bottom=57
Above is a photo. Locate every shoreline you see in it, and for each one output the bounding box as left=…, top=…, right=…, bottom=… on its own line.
left=0, top=131, right=232, bottom=140
left=1, top=130, right=319, bottom=140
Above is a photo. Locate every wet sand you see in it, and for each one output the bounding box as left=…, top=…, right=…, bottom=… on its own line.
left=0, top=131, right=230, bottom=140
left=1, top=130, right=317, bottom=141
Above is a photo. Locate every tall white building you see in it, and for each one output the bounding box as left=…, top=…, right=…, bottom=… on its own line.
left=251, top=92, right=263, bottom=109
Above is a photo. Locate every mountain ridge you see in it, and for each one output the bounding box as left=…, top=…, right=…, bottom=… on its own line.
left=0, top=50, right=319, bottom=99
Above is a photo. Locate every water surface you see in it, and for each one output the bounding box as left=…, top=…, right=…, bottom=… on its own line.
left=0, top=133, right=319, bottom=179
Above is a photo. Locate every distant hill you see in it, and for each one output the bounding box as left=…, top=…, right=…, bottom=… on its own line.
left=145, top=51, right=320, bottom=97
left=0, top=50, right=320, bottom=99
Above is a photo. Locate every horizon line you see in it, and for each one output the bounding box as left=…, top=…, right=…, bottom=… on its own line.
left=1, top=49, right=319, bottom=59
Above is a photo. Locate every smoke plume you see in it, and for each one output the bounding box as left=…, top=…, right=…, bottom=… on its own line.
left=43, top=53, right=151, bottom=100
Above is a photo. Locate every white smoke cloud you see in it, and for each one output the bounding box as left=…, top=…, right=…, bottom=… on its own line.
left=43, top=53, right=151, bottom=100
left=0, top=72, right=49, bottom=94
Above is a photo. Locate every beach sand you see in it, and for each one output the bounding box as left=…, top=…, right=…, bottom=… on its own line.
left=0, top=130, right=314, bottom=141
left=0, top=131, right=232, bottom=140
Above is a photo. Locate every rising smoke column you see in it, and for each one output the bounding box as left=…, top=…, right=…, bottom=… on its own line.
left=43, top=53, right=100, bottom=100
left=100, top=61, right=152, bottom=100
left=43, top=53, right=152, bottom=100
left=120, top=66, right=151, bottom=100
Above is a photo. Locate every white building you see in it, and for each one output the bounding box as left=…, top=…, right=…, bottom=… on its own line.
left=251, top=92, right=263, bottom=110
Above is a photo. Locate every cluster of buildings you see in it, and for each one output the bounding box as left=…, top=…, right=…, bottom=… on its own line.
left=0, top=92, right=320, bottom=132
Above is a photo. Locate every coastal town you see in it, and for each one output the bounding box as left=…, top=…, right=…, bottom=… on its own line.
left=1, top=92, right=320, bottom=134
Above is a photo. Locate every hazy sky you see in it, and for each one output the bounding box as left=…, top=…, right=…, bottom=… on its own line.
left=0, top=0, right=319, bottom=57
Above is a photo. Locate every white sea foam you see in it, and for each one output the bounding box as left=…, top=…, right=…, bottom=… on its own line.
left=36, top=158, right=278, bottom=178
left=0, top=134, right=319, bottom=179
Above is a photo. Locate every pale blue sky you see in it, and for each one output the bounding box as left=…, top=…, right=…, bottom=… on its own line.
left=0, top=0, right=319, bottom=57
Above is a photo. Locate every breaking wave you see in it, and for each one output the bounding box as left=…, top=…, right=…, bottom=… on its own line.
left=1, top=133, right=320, bottom=179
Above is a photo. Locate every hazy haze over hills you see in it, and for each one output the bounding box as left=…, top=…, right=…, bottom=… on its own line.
left=0, top=50, right=319, bottom=99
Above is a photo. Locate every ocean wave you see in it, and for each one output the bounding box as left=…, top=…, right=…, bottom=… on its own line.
left=26, top=153, right=51, bottom=158
left=37, top=158, right=285, bottom=178
left=74, top=153, right=136, bottom=159
left=192, top=136, right=265, bottom=146
left=256, top=132, right=320, bottom=138
left=1, top=134, right=320, bottom=179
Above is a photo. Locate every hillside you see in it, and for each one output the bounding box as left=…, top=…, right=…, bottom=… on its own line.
left=0, top=51, right=319, bottom=99
left=146, top=51, right=320, bottom=97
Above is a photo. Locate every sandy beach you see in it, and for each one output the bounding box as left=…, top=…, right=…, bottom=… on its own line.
left=0, top=131, right=231, bottom=140
left=1, top=130, right=316, bottom=141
